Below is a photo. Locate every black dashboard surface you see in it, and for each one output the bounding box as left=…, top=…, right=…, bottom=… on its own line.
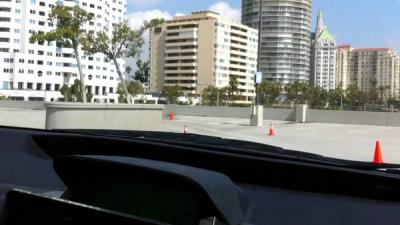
left=0, top=127, right=400, bottom=225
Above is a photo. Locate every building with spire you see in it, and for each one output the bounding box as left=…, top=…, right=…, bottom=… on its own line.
left=310, top=11, right=337, bottom=91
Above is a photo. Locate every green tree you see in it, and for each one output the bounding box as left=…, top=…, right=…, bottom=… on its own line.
left=135, top=59, right=150, bottom=84
left=60, top=79, right=92, bottom=102
left=285, top=82, right=303, bottom=103
left=125, top=66, right=133, bottom=79
left=82, top=19, right=164, bottom=103
left=60, top=84, right=72, bottom=102
left=367, top=78, right=379, bottom=104
left=202, top=86, right=219, bottom=106
left=128, top=81, right=144, bottom=96
left=226, top=76, right=240, bottom=103
left=328, top=87, right=344, bottom=109
left=30, top=6, right=93, bottom=103
left=260, top=82, right=282, bottom=105
left=162, top=85, right=182, bottom=104
left=345, top=85, right=364, bottom=109
left=387, top=96, right=400, bottom=109
left=117, top=81, right=144, bottom=103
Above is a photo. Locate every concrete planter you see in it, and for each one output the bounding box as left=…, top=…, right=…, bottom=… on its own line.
left=45, top=103, right=164, bottom=131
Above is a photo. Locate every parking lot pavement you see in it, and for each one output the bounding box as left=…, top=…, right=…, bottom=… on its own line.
left=162, top=116, right=400, bottom=163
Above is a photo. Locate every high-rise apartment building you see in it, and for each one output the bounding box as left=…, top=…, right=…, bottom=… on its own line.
left=0, top=0, right=127, bottom=102
left=150, top=11, right=259, bottom=103
left=242, top=0, right=312, bottom=84
left=310, top=12, right=337, bottom=91
left=336, top=45, right=400, bottom=99
left=336, top=45, right=353, bottom=90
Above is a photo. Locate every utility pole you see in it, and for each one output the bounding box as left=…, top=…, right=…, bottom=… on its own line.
left=250, top=0, right=264, bottom=127
left=256, top=0, right=263, bottom=106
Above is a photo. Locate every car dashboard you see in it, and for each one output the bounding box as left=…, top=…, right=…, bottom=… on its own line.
left=0, top=127, right=400, bottom=225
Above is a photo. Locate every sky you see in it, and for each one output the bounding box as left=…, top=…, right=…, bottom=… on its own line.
left=126, top=0, right=400, bottom=52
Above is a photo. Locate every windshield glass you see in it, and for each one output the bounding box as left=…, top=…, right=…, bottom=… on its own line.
left=0, top=0, right=399, bottom=164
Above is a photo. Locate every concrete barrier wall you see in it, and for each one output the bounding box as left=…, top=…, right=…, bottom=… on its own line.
left=307, top=109, right=400, bottom=126
left=164, top=105, right=251, bottom=118
left=164, top=105, right=296, bottom=121
left=46, top=103, right=164, bottom=131
left=264, top=108, right=296, bottom=121
left=0, top=101, right=45, bottom=110
left=0, top=108, right=45, bottom=129
left=164, top=105, right=400, bottom=127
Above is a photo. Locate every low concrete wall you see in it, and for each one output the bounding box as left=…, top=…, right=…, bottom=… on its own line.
left=307, top=109, right=400, bottom=126
left=264, top=108, right=296, bottom=121
left=0, top=101, right=45, bottom=110
left=164, top=105, right=400, bottom=127
left=0, top=108, right=45, bottom=129
left=164, top=105, right=251, bottom=119
left=164, top=105, right=297, bottom=121
left=46, top=103, right=164, bottom=131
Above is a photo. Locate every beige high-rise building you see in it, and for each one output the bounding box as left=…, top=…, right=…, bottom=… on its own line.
left=150, top=11, right=259, bottom=103
left=336, top=45, right=400, bottom=99
left=336, top=45, right=353, bottom=90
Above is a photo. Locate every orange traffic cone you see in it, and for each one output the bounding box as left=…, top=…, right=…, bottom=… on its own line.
left=169, top=112, right=175, bottom=120
left=184, top=124, right=189, bottom=135
left=373, top=141, right=384, bottom=164
left=268, top=124, right=276, bottom=136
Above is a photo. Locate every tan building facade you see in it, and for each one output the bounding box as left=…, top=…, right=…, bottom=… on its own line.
left=336, top=45, right=353, bottom=90
left=336, top=45, right=400, bottom=99
left=150, top=11, right=258, bottom=103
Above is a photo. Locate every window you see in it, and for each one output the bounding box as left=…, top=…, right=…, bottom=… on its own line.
left=0, top=27, right=10, bottom=32
left=2, top=81, right=9, bottom=90
left=0, top=38, right=10, bottom=42
left=19, top=59, right=24, bottom=63
left=36, top=83, right=42, bottom=90
left=45, top=83, right=51, bottom=91
left=0, top=7, right=11, bottom=12
left=27, top=83, right=33, bottom=89
left=17, top=82, right=23, bottom=90
left=54, top=84, right=60, bottom=91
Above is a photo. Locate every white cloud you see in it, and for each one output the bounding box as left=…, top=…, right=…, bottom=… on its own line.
left=127, top=0, right=163, bottom=6
left=174, top=13, right=185, bottom=17
left=209, top=1, right=241, bottom=23
left=127, top=9, right=172, bottom=29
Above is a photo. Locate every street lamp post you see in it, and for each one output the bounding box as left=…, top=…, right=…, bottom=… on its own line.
left=250, top=0, right=264, bottom=127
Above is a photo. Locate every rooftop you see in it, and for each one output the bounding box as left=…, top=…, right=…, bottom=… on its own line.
left=338, top=45, right=394, bottom=52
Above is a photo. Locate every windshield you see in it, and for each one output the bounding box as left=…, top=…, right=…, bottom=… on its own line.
left=0, top=0, right=399, bottom=165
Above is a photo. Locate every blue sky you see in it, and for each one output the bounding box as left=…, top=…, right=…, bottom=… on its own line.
left=127, top=0, right=400, bottom=51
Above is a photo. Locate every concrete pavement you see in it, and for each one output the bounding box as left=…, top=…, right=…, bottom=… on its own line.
left=162, top=116, right=400, bottom=163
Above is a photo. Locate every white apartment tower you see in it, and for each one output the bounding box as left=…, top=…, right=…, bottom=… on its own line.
left=242, top=0, right=312, bottom=84
left=310, top=12, right=337, bottom=91
left=150, top=11, right=258, bottom=104
left=0, top=0, right=127, bottom=102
